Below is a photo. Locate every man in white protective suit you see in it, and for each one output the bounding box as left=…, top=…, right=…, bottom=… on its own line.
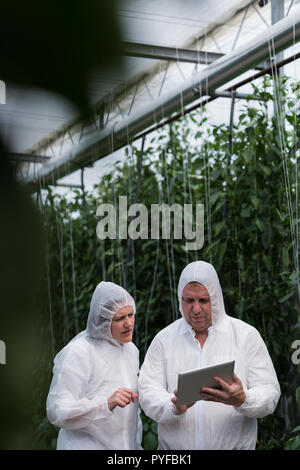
left=46, top=281, right=143, bottom=450
left=138, top=261, right=281, bottom=450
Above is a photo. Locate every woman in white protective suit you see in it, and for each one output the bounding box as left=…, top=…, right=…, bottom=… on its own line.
left=46, top=281, right=143, bottom=450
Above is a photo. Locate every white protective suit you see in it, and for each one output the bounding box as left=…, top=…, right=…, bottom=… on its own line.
left=138, top=261, right=281, bottom=450
left=46, top=281, right=143, bottom=450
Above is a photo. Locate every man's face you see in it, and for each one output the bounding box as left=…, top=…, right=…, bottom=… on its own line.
left=111, top=306, right=135, bottom=344
left=181, top=282, right=212, bottom=334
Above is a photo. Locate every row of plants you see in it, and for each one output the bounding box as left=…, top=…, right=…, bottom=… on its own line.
left=33, top=76, right=300, bottom=449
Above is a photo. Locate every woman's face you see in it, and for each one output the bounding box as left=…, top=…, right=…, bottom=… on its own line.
left=111, top=306, right=135, bottom=344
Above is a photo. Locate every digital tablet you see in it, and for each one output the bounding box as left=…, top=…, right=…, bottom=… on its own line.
left=176, top=360, right=235, bottom=406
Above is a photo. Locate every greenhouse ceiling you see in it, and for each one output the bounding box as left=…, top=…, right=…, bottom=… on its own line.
left=1, top=0, right=300, bottom=191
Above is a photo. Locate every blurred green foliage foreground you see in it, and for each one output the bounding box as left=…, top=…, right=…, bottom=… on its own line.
left=0, top=0, right=122, bottom=449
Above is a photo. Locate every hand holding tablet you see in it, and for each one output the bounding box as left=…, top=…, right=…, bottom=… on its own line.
left=199, top=371, right=246, bottom=407
left=172, top=360, right=245, bottom=412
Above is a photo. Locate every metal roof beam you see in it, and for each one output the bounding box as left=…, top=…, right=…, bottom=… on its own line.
left=27, top=7, right=300, bottom=189
left=122, top=41, right=265, bottom=70
left=122, top=41, right=223, bottom=64
left=55, top=182, right=82, bottom=188
left=212, top=90, right=269, bottom=100
left=8, top=153, right=51, bottom=163
left=271, top=0, right=285, bottom=66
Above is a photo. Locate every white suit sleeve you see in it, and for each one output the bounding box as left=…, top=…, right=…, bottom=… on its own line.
left=235, top=327, right=281, bottom=418
left=138, top=337, right=185, bottom=424
left=46, top=345, right=113, bottom=430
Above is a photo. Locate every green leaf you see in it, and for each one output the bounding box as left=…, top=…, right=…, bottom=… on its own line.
left=209, top=191, right=223, bottom=206
left=150, top=422, right=158, bottom=433
left=279, top=291, right=294, bottom=303
left=285, top=436, right=300, bottom=450
left=276, top=208, right=284, bottom=222
left=143, top=423, right=149, bottom=432
left=244, top=148, right=253, bottom=164
left=250, top=195, right=260, bottom=209
left=241, top=207, right=251, bottom=218
left=258, top=163, right=271, bottom=176
left=143, top=430, right=158, bottom=450
left=215, top=220, right=225, bottom=236
left=261, top=224, right=272, bottom=250
left=247, top=108, right=259, bottom=119
left=123, top=163, right=129, bottom=178
left=214, top=198, right=225, bottom=213
left=291, top=425, right=300, bottom=434
left=256, top=219, right=264, bottom=232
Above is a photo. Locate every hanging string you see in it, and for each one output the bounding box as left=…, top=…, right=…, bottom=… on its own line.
left=205, top=23, right=212, bottom=265
left=267, top=25, right=300, bottom=302
left=33, top=160, right=56, bottom=358
left=143, top=238, right=160, bottom=357
left=152, top=80, right=177, bottom=321
left=183, top=157, right=189, bottom=267
left=107, top=123, right=125, bottom=287
left=164, top=126, right=178, bottom=319
left=131, top=136, right=146, bottom=348
left=127, top=138, right=139, bottom=346
left=235, top=225, right=243, bottom=317
left=202, top=145, right=212, bottom=264
left=161, top=146, right=176, bottom=321
left=291, top=14, right=300, bottom=303
left=196, top=26, right=212, bottom=263
left=37, top=181, right=56, bottom=359
left=222, top=90, right=236, bottom=228
left=46, top=247, right=55, bottom=360
left=41, top=150, right=70, bottom=346
left=57, top=208, right=70, bottom=343
left=69, top=207, right=79, bottom=334
left=252, top=98, right=262, bottom=290
left=123, top=142, right=134, bottom=290
left=100, top=238, right=107, bottom=281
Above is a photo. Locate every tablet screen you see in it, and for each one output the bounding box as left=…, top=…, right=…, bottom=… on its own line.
left=176, top=360, right=235, bottom=406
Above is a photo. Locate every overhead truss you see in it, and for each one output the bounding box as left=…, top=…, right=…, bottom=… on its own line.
left=24, top=1, right=300, bottom=190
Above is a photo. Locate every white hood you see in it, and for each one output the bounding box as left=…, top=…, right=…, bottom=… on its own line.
left=178, top=261, right=227, bottom=330
left=86, top=281, right=136, bottom=344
